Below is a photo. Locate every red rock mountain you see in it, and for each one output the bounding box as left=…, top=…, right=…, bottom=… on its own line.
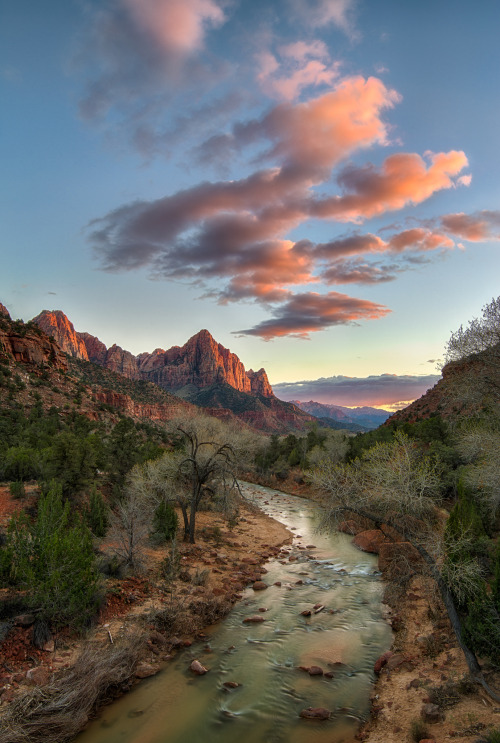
left=30, top=310, right=314, bottom=432
left=34, top=311, right=273, bottom=397
left=33, top=310, right=89, bottom=361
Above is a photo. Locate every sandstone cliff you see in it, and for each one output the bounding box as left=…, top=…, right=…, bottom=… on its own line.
left=33, top=310, right=89, bottom=360
left=0, top=316, right=67, bottom=372
left=33, top=312, right=275, bottom=400
left=29, top=309, right=316, bottom=432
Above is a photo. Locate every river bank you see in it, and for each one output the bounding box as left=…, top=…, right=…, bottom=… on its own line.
left=1, top=481, right=498, bottom=743
left=0, top=488, right=292, bottom=722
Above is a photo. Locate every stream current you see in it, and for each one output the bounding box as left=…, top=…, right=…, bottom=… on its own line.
left=76, top=483, right=391, bottom=743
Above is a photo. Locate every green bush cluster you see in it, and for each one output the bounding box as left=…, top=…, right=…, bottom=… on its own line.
left=6, top=483, right=100, bottom=629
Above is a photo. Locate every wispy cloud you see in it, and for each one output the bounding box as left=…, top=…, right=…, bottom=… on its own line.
left=75, top=0, right=229, bottom=154
left=288, top=0, right=359, bottom=39
left=273, top=372, right=441, bottom=406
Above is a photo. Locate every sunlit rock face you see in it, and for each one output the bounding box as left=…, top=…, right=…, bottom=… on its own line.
left=139, top=329, right=268, bottom=395
left=29, top=310, right=315, bottom=432
left=33, top=310, right=89, bottom=360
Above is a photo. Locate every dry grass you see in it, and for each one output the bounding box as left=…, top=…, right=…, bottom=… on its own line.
left=0, top=633, right=145, bottom=743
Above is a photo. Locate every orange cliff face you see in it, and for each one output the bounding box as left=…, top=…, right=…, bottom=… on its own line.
left=33, top=310, right=89, bottom=360
left=140, top=329, right=265, bottom=394
left=32, top=312, right=276, bottom=402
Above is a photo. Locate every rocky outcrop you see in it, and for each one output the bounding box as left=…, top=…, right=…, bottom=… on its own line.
left=79, top=332, right=108, bottom=365
left=33, top=310, right=89, bottom=360
left=247, top=368, right=273, bottom=397
left=0, top=303, right=11, bottom=319
left=103, top=344, right=141, bottom=380
left=28, top=310, right=319, bottom=432
left=0, top=318, right=67, bottom=372
left=139, top=330, right=261, bottom=395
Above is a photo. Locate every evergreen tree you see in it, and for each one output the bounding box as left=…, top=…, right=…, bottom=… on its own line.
left=151, top=500, right=178, bottom=543
left=87, top=486, right=109, bottom=538
left=8, top=483, right=100, bottom=629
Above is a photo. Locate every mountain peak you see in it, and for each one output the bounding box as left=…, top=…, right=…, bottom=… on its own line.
left=33, top=310, right=89, bottom=360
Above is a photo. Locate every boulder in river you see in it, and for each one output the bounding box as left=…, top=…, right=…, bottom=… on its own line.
left=190, top=660, right=209, bottom=675
left=308, top=665, right=324, bottom=676
left=299, top=707, right=331, bottom=720
left=243, top=615, right=265, bottom=623
left=252, top=581, right=268, bottom=591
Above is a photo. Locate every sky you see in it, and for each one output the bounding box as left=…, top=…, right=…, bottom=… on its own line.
left=1, top=0, right=499, bottom=410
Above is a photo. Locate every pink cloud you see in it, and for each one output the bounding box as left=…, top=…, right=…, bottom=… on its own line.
left=258, top=56, right=341, bottom=101
left=441, top=210, right=500, bottom=241
left=236, top=291, right=390, bottom=339
left=123, top=0, right=225, bottom=54
left=311, top=150, right=469, bottom=221
left=261, top=76, right=400, bottom=173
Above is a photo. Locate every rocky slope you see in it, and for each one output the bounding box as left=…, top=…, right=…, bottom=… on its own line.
left=0, top=311, right=193, bottom=426
left=34, top=311, right=273, bottom=397
left=385, top=347, right=499, bottom=426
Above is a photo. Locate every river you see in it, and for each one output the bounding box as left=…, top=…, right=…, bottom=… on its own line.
left=76, top=483, right=391, bottom=743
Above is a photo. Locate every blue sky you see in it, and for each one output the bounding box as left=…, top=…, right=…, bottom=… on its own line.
left=1, top=0, right=499, bottom=408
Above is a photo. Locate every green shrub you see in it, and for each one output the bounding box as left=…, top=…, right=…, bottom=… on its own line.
left=409, top=718, right=429, bottom=742
left=9, top=481, right=25, bottom=499
left=160, top=538, right=180, bottom=583
left=8, top=483, right=100, bottom=630
left=151, top=500, right=178, bottom=543
left=463, top=584, right=500, bottom=664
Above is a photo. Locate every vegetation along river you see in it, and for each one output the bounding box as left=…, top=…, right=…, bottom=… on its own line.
left=76, top=483, right=392, bottom=743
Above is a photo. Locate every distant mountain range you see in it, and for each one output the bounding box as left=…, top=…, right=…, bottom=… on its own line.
left=290, top=400, right=391, bottom=431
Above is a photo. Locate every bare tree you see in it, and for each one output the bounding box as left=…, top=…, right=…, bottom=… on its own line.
left=133, top=415, right=259, bottom=543
left=308, top=431, right=500, bottom=701
left=445, top=296, right=500, bottom=363
left=107, top=489, right=153, bottom=571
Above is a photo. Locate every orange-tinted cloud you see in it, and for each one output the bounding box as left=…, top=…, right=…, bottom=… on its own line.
left=236, top=291, right=390, bottom=339
left=89, top=75, right=470, bottom=339
left=311, top=151, right=469, bottom=221
left=441, top=210, right=500, bottom=241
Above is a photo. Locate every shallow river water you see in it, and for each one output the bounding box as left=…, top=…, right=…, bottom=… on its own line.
left=76, top=483, right=391, bottom=743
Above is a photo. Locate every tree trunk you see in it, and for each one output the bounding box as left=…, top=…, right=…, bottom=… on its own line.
left=179, top=502, right=190, bottom=542
left=188, top=495, right=197, bottom=544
